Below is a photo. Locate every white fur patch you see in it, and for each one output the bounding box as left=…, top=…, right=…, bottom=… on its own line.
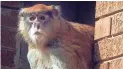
left=28, top=25, right=46, bottom=45
left=27, top=49, right=67, bottom=69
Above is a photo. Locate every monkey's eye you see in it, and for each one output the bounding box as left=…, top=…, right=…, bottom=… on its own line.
left=29, top=16, right=36, bottom=21
left=40, top=15, right=46, bottom=20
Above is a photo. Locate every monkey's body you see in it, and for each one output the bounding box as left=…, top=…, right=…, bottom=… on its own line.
left=18, top=4, right=94, bottom=69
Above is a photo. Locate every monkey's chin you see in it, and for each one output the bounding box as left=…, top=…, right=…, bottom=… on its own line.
left=30, top=34, right=47, bottom=46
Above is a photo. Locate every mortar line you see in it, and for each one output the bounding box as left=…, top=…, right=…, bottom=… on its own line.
left=96, top=9, right=123, bottom=21
left=1, top=46, right=16, bottom=51
left=96, top=54, right=123, bottom=64
left=95, top=31, right=123, bottom=41
left=1, top=25, right=17, bottom=32
left=1, top=5, right=20, bottom=10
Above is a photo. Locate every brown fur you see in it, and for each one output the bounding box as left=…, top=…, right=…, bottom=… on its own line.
left=18, top=4, right=94, bottom=69
left=56, top=20, right=94, bottom=69
left=23, top=4, right=53, bottom=13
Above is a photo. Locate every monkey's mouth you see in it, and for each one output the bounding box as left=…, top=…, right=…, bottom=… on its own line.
left=34, top=31, right=46, bottom=36
left=34, top=31, right=41, bottom=35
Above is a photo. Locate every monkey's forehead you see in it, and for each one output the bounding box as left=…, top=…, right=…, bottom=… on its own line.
left=23, top=4, right=53, bottom=13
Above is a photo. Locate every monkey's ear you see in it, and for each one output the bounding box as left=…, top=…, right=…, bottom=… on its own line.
left=19, top=8, right=25, bottom=17
left=51, top=5, right=61, bottom=17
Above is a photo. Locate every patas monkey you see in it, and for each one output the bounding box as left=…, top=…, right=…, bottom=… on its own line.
left=18, top=4, right=94, bottom=69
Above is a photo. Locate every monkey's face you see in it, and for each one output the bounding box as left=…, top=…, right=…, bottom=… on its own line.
left=19, top=4, right=61, bottom=45
left=28, top=12, right=54, bottom=44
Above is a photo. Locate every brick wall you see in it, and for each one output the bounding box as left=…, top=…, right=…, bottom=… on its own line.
left=1, top=1, right=24, bottom=69
left=94, top=1, right=123, bottom=69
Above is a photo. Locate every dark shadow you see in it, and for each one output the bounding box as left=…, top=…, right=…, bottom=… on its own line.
left=20, top=38, right=31, bottom=69
left=93, top=41, right=101, bottom=69
left=23, top=1, right=60, bottom=7
left=60, top=1, right=96, bottom=25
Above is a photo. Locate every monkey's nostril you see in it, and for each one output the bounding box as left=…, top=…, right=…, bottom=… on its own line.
left=34, top=23, right=40, bottom=29
left=37, top=24, right=40, bottom=29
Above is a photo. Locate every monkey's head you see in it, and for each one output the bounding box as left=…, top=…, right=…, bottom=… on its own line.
left=18, top=4, right=61, bottom=46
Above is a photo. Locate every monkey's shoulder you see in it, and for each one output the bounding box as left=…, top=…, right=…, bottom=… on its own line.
left=58, top=21, right=94, bottom=53
left=60, top=21, right=94, bottom=42
left=69, top=22, right=94, bottom=35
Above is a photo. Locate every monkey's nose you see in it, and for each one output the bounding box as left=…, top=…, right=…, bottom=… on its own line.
left=37, top=24, right=40, bottom=29
left=34, top=23, right=40, bottom=29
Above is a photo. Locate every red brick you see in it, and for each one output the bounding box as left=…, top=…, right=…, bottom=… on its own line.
left=111, top=12, right=123, bottom=35
left=94, top=17, right=111, bottom=40
left=1, top=28, right=16, bottom=48
left=96, top=1, right=123, bottom=18
left=1, top=8, right=19, bottom=28
left=95, top=34, right=123, bottom=61
left=109, top=57, right=123, bottom=69
left=1, top=1, right=24, bottom=8
left=95, top=57, right=123, bottom=69
left=1, top=47, right=16, bottom=67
